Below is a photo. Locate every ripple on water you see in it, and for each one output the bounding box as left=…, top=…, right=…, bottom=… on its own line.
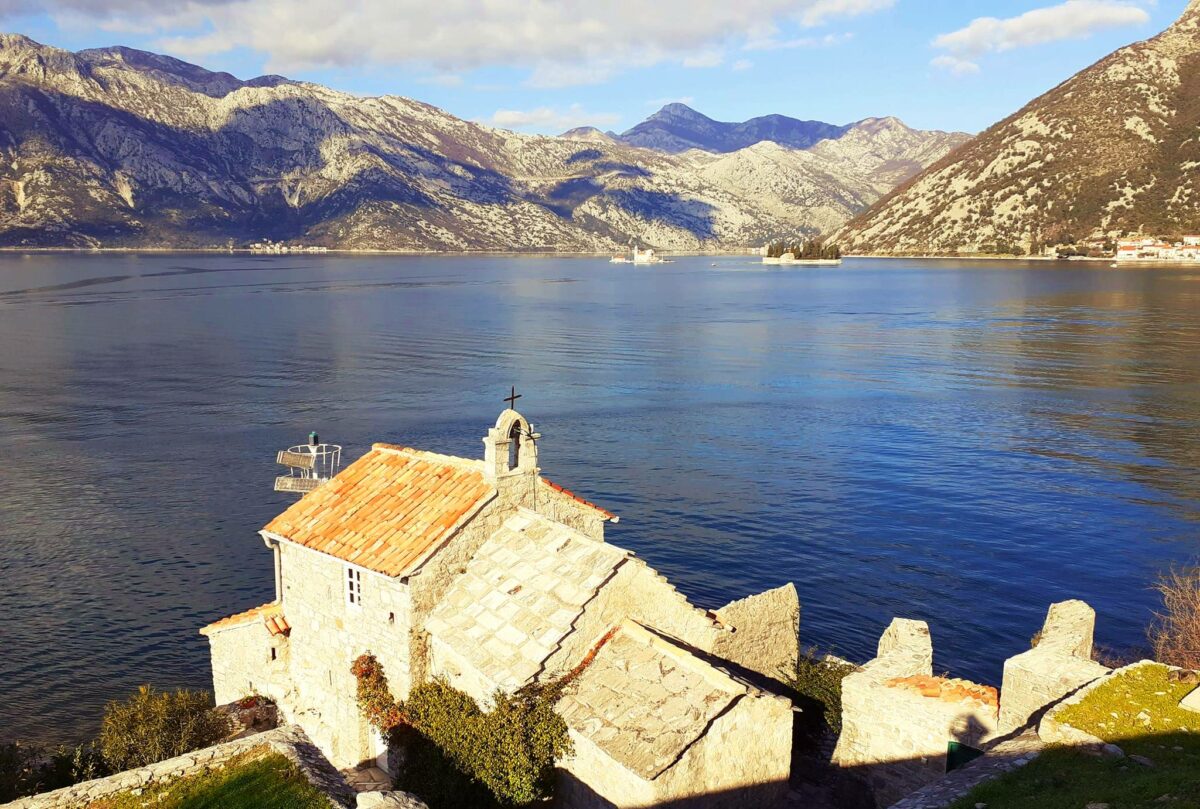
left=0, top=254, right=1198, bottom=744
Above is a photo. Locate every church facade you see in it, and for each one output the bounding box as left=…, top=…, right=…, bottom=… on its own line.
left=201, top=408, right=799, bottom=807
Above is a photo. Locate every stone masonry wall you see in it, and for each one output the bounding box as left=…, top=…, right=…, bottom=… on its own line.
left=833, top=619, right=1000, bottom=808
left=207, top=620, right=290, bottom=708
left=543, top=557, right=725, bottom=680
left=555, top=691, right=792, bottom=809
left=406, top=495, right=511, bottom=683
left=999, top=600, right=1109, bottom=732
left=712, top=584, right=801, bottom=682
left=556, top=730, right=657, bottom=809
left=652, top=691, right=793, bottom=808
left=533, top=482, right=608, bottom=540
left=275, top=541, right=414, bottom=768
left=2, top=725, right=354, bottom=809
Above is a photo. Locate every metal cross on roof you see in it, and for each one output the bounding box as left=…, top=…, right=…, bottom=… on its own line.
left=504, top=386, right=522, bottom=409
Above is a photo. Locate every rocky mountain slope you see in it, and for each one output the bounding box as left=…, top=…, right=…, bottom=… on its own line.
left=0, top=35, right=967, bottom=250
left=616, top=103, right=850, bottom=153
left=839, top=0, right=1200, bottom=255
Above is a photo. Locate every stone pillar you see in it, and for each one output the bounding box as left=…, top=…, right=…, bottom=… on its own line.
left=999, top=600, right=1110, bottom=732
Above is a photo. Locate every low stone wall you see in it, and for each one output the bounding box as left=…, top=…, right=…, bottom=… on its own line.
left=2, top=725, right=355, bottom=809
left=999, top=600, right=1109, bottom=732
left=833, top=619, right=1000, bottom=808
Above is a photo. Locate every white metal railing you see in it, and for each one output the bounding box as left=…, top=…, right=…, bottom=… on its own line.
left=274, top=443, right=342, bottom=494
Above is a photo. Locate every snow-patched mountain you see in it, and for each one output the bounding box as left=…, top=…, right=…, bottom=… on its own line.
left=839, top=0, right=1200, bottom=255
left=0, top=35, right=967, bottom=249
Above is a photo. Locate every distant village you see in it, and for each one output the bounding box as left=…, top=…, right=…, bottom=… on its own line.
left=1050, top=234, right=1200, bottom=263
left=249, top=240, right=329, bottom=254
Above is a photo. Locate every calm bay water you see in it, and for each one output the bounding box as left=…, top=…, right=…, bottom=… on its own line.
left=1, top=252, right=1198, bottom=744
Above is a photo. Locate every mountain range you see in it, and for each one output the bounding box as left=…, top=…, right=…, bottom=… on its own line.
left=839, top=0, right=1200, bottom=255
left=0, top=35, right=968, bottom=250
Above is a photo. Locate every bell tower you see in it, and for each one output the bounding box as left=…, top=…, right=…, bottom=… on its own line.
left=483, top=389, right=539, bottom=482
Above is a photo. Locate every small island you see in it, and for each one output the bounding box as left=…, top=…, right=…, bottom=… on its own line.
left=761, top=239, right=842, bottom=266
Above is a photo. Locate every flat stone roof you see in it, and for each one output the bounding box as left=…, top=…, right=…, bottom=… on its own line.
left=557, top=622, right=746, bottom=781
left=426, top=510, right=627, bottom=690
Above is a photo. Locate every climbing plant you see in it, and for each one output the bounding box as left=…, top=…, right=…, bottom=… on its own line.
left=350, top=654, right=572, bottom=807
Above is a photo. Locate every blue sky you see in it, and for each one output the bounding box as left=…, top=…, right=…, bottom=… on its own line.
left=2, top=0, right=1191, bottom=135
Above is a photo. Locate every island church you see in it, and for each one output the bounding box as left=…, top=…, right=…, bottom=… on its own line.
left=201, top=407, right=800, bottom=807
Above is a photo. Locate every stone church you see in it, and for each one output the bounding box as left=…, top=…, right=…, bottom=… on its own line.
left=201, top=408, right=800, bottom=808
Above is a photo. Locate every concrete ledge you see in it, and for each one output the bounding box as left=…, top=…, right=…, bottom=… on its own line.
left=1, top=725, right=354, bottom=809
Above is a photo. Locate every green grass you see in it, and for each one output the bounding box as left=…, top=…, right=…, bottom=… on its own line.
left=951, top=664, right=1200, bottom=809
left=89, top=749, right=330, bottom=809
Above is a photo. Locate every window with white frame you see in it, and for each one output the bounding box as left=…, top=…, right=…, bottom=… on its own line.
left=346, top=566, right=362, bottom=607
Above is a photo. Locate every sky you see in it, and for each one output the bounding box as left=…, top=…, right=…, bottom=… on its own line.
left=0, top=0, right=1192, bottom=135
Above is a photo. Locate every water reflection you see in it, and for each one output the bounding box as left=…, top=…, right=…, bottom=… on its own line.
left=0, top=254, right=1197, bottom=745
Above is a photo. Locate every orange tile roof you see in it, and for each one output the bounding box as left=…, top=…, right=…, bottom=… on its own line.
left=885, top=675, right=999, bottom=710
left=200, top=602, right=288, bottom=637
left=263, top=444, right=495, bottom=577
left=541, top=477, right=617, bottom=521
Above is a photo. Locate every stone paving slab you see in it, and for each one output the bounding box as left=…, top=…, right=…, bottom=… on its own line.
left=427, top=511, right=626, bottom=691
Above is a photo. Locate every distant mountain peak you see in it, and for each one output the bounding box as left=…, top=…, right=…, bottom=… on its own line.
left=559, top=126, right=617, bottom=143
left=0, top=33, right=968, bottom=251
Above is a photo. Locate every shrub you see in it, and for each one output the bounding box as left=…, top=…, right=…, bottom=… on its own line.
left=0, top=742, right=42, bottom=802
left=37, top=743, right=105, bottom=793
left=779, top=647, right=859, bottom=742
left=98, top=685, right=230, bottom=771
left=351, top=654, right=571, bottom=807
left=1151, top=565, right=1200, bottom=670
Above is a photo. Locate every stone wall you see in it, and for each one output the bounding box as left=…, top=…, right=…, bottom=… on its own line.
left=833, top=619, right=1000, bottom=808
left=207, top=619, right=290, bottom=708
left=651, top=690, right=793, bottom=808
left=406, top=496, right=511, bottom=683
left=999, top=600, right=1109, bottom=732
left=712, top=584, right=801, bottom=682
left=543, top=557, right=725, bottom=681
left=555, top=682, right=793, bottom=809
left=1, top=725, right=353, bottom=809
left=206, top=541, right=415, bottom=769
left=534, top=480, right=609, bottom=540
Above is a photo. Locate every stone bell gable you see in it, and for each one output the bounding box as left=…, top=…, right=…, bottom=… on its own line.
left=200, top=406, right=800, bottom=807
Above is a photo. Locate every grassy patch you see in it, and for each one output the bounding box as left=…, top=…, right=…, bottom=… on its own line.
left=1055, top=664, right=1200, bottom=740
left=952, top=665, right=1200, bottom=809
left=87, top=749, right=329, bottom=809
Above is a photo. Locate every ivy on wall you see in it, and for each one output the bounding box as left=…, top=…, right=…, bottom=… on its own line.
left=350, top=654, right=572, bottom=807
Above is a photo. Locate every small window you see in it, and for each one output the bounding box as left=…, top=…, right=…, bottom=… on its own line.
left=270, top=647, right=277, bottom=662
left=346, top=566, right=362, bottom=607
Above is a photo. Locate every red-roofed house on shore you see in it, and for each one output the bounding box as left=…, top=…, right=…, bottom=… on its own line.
left=200, top=406, right=800, bottom=808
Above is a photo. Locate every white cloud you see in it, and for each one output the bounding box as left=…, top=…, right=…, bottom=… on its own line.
left=933, top=0, right=1150, bottom=66
left=744, top=31, right=852, bottom=50
left=13, top=0, right=894, bottom=85
left=682, top=49, right=724, bottom=68
left=799, top=0, right=895, bottom=27
left=416, top=74, right=464, bottom=87
left=930, top=55, right=980, bottom=76
left=488, top=104, right=620, bottom=133
left=732, top=59, right=753, bottom=71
